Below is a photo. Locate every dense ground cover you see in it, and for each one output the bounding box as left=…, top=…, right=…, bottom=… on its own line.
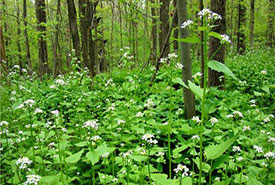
left=0, top=49, right=274, bottom=185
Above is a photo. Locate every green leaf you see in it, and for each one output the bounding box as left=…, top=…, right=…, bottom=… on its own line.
left=208, top=32, right=221, bottom=40
left=188, top=81, right=203, bottom=99
left=176, top=35, right=201, bottom=43
left=234, top=173, right=248, bottom=184
left=151, top=173, right=180, bottom=185
left=213, top=179, right=231, bottom=185
left=262, top=85, right=270, bottom=94
left=65, top=149, right=84, bottom=164
left=172, top=77, right=188, bottom=88
left=86, top=151, right=100, bottom=165
left=193, top=157, right=211, bottom=173
left=60, top=140, right=68, bottom=151
left=247, top=176, right=263, bottom=185
left=40, top=176, right=59, bottom=184
left=181, top=177, right=192, bottom=185
left=205, top=135, right=237, bottom=160
left=75, top=141, right=87, bottom=147
left=208, top=60, right=237, bottom=80
left=212, top=155, right=229, bottom=169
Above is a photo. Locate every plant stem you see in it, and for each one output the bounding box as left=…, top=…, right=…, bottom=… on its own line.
left=147, top=149, right=152, bottom=185
left=168, top=58, right=173, bottom=179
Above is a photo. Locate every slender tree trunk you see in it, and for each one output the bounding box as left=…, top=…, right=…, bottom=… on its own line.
left=67, top=0, right=81, bottom=61
left=237, top=0, right=246, bottom=54
left=0, top=26, right=7, bottom=78
left=151, top=0, right=157, bottom=65
left=53, top=0, right=61, bottom=78
left=35, top=0, right=49, bottom=77
left=199, top=0, right=205, bottom=87
left=267, top=0, right=274, bottom=47
left=16, top=0, right=23, bottom=75
left=173, top=0, right=178, bottom=52
left=159, top=0, right=170, bottom=57
left=118, top=1, right=123, bottom=48
left=177, top=0, right=196, bottom=118
left=23, top=0, right=32, bottom=75
left=249, top=0, right=255, bottom=48
left=208, top=0, right=226, bottom=88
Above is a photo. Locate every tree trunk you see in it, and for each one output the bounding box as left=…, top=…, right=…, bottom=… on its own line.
left=177, top=0, right=196, bottom=119
left=151, top=0, right=157, bottom=65
left=237, top=0, right=246, bottom=54
left=267, top=0, right=274, bottom=47
left=23, top=0, right=32, bottom=75
left=173, top=0, right=178, bottom=52
left=53, top=0, right=61, bottom=78
left=249, top=0, right=255, bottom=48
left=16, top=0, right=23, bottom=75
left=199, top=0, right=205, bottom=87
left=0, top=26, right=7, bottom=78
left=208, top=0, right=226, bottom=88
left=159, top=0, right=170, bottom=57
left=67, top=0, right=81, bottom=60
left=35, top=0, right=49, bottom=77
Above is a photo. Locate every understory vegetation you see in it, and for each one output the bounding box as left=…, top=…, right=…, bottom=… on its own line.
left=0, top=49, right=274, bottom=185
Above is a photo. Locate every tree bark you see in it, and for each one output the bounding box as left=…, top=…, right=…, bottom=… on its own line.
left=0, top=26, right=7, bottom=78
left=249, top=0, right=255, bottom=48
left=151, top=0, right=157, bottom=65
left=177, top=0, right=196, bottom=118
left=35, top=0, right=49, bottom=77
left=53, top=0, right=61, bottom=78
left=267, top=0, right=274, bottom=47
left=23, top=0, right=32, bottom=75
left=16, top=0, right=23, bottom=75
left=208, top=0, right=226, bottom=88
left=173, top=0, right=178, bottom=52
left=67, top=0, right=81, bottom=60
left=199, top=0, right=205, bottom=87
left=237, top=0, right=246, bottom=54
left=159, top=0, right=170, bottom=57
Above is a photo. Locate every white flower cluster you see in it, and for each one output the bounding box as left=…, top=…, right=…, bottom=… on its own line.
left=210, top=117, right=218, bottom=125
left=264, top=152, right=275, bottom=160
left=220, top=34, right=231, bottom=44
left=24, top=175, right=41, bottom=185
left=117, top=120, right=126, bottom=125
left=120, top=150, right=133, bottom=158
left=0, top=121, right=9, bottom=127
left=159, top=53, right=178, bottom=64
left=232, top=146, right=241, bottom=152
left=141, top=134, right=158, bottom=145
left=193, top=72, right=202, bottom=79
left=253, top=145, right=263, bottom=153
left=16, top=157, right=32, bottom=169
left=136, top=112, right=143, bottom=117
left=16, top=99, right=35, bottom=109
left=50, top=110, right=59, bottom=116
left=102, top=152, right=110, bottom=158
left=91, top=135, right=102, bottom=141
left=191, top=135, right=200, bottom=140
left=83, top=120, right=99, bottom=130
left=175, top=63, right=184, bottom=69
left=242, top=126, right=251, bottom=131
left=105, top=79, right=114, bottom=87
left=260, top=70, right=267, bottom=75
left=181, top=20, right=193, bottom=29
left=263, top=114, right=274, bottom=123
left=34, top=108, right=43, bottom=114
left=192, top=116, right=201, bottom=123
left=174, top=164, right=190, bottom=177
left=233, top=111, right=243, bottom=118
left=144, top=98, right=155, bottom=108
left=268, top=137, right=275, bottom=144
left=55, top=79, right=66, bottom=86
left=197, top=9, right=222, bottom=20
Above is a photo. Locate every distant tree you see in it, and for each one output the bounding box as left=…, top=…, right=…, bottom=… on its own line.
left=67, top=0, right=81, bottom=61
left=0, top=26, right=7, bottom=78
left=267, top=0, right=274, bottom=47
left=16, top=0, right=23, bottom=75
left=53, top=0, right=61, bottom=78
left=35, top=0, right=49, bottom=77
left=172, top=0, right=178, bottom=52
left=151, top=0, right=157, bottom=65
left=159, top=0, right=170, bottom=57
left=177, top=0, right=196, bottom=118
left=237, top=0, right=246, bottom=54
left=199, top=0, right=205, bottom=87
left=23, top=0, right=32, bottom=75
left=208, top=0, right=226, bottom=88
left=249, top=0, right=255, bottom=48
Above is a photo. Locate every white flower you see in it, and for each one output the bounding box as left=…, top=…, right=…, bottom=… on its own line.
left=83, top=120, right=99, bottom=130
left=220, top=34, right=231, bottom=43
left=192, top=116, right=201, bottom=123
left=226, top=114, right=233, bottom=118
left=16, top=157, right=32, bottom=169
left=269, top=114, right=274, bottom=119
left=268, top=137, right=275, bottom=144
left=34, top=108, right=43, bottom=114
left=144, top=98, right=155, bottom=108
left=236, top=157, right=244, bottom=161
left=112, top=178, right=118, bottom=182
left=120, top=150, right=133, bottom=158
left=50, top=84, right=56, bottom=89
left=136, top=112, right=143, bottom=117
left=181, top=20, right=193, bottom=29
left=102, top=152, right=110, bottom=158
left=197, top=9, right=222, bottom=20
left=191, top=135, right=200, bottom=140
left=253, top=145, right=263, bottom=153
left=24, top=175, right=41, bottom=185
left=55, top=79, right=66, bottom=85
left=263, top=117, right=271, bottom=123
left=159, top=57, right=167, bottom=64
left=250, top=100, right=256, bottom=104
left=260, top=70, right=267, bottom=75
left=264, top=152, right=275, bottom=159
left=51, top=110, right=59, bottom=116
left=48, top=142, right=55, bottom=148
left=174, top=164, right=190, bottom=177
left=193, top=72, right=202, bottom=79
left=232, top=146, right=241, bottom=152
left=168, top=53, right=178, bottom=59
left=233, top=111, right=243, bottom=118
left=142, top=134, right=158, bottom=145
left=117, top=120, right=126, bottom=125
left=0, top=121, right=9, bottom=127
left=175, top=63, right=184, bottom=69
left=91, top=135, right=101, bottom=141
left=242, top=126, right=251, bottom=131
left=210, top=117, right=218, bottom=125
left=158, top=152, right=165, bottom=156
left=24, top=99, right=35, bottom=107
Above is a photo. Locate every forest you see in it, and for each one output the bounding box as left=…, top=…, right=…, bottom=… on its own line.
left=0, top=0, right=274, bottom=184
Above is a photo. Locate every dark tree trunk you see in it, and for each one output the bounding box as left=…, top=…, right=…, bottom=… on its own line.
left=53, top=0, right=61, bottom=78
left=35, top=0, right=49, bottom=77
left=67, top=0, right=81, bottom=60
left=0, top=26, right=7, bottom=78
left=173, top=0, right=178, bottom=52
left=208, top=0, right=226, bottom=88
left=267, top=0, right=274, bottom=47
left=237, top=0, right=246, bottom=54
left=151, top=0, right=157, bottom=65
left=177, top=0, right=196, bottom=119
left=16, top=0, right=23, bottom=75
left=23, top=0, right=32, bottom=75
left=199, top=0, right=205, bottom=87
left=249, top=0, right=255, bottom=48
left=159, top=0, right=170, bottom=57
